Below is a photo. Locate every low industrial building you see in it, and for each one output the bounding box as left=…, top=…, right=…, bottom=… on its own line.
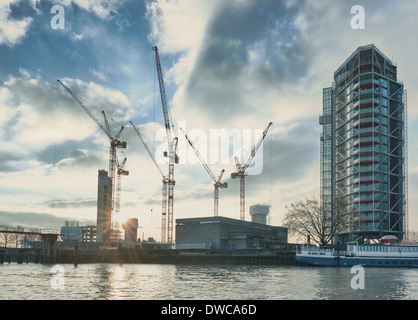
left=122, top=218, right=138, bottom=242
left=60, top=221, right=82, bottom=247
left=175, top=216, right=287, bottom=250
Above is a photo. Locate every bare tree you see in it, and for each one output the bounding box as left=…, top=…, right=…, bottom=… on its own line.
left=10, top=233, right=23, bottom=248
left=283, top=196, right=348, bottom=246
left=24, top=233, right=39, bottom=248
left=0, top=225, right=12, bottom=248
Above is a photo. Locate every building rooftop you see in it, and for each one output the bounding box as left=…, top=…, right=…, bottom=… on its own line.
left=334, top=43, right=396, bottom=76
left=176, top=216, right=286, bottom=231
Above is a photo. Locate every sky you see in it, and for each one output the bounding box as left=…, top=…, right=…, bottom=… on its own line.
left=1, top=0, right=418, bottom=242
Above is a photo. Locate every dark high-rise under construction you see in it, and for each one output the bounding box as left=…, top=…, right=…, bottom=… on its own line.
left=97, top=169, right=112, bottom=243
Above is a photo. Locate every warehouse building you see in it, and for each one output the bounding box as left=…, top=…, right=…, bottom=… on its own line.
left=175, top=216, right=287, bottom=250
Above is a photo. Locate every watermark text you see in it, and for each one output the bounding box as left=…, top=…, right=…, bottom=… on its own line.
left=350, top=265, right=365, bottom=290
left=50, top=5, right=65, bottom=30
left=351, top=5, right=365, bottom=30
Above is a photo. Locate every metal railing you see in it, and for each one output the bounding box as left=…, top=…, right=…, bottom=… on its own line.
left=0, top=225, right=60, bottom=235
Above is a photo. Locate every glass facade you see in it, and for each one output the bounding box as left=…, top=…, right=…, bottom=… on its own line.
left=320, top=45, right=408, bottom=243
left=320, top=88, right=334, bottom=218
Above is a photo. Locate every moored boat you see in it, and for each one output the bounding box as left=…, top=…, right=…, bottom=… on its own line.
left=296, top=236, right=418, bottom=267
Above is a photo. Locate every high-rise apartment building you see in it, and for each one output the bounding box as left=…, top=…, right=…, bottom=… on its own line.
left=320, top=44, right=408, bottom=243
left=97, top=169, right=112, bottom=243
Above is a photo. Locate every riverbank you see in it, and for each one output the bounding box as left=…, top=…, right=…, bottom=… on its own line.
left=0, top=247, right=296, bottom=265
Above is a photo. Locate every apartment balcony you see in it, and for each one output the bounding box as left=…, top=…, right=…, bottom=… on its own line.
left=352, top=145, right=382, bottom=156
left=355, top=201, right=389, bottom=212
left=353, top=198, right=376, bottom=204
left=356, top=202, right=375, bottom=211
left=353, top=157, right=379, bottom=166
left=358, top=165, right=379, bottom=174
left=353, top=192, right=386, bottom=203
left=353, top=118, right=380, bottom=128
left=357, top=88, right=382, bottom=100
left=354, top=221, right=390, bottom=231
left=353, top=98, right=379, bottom=110
left=352, top=183, right=389, bottom=193
left=352, top=185, right=375, bottom=193
left=352, top=78, right=380, bottom=91
left=352, top=61, right=375, bottom=74
left=359, top=79, right=380, bottom=89
left=353, top=176, right=380, bottom=185
left=349, top=126, right=383, bottom=138
left=353, top=138, right=380, bottom=147
left=358, top=106, right=384, bottom=118
left=350, top=61, right=382, bottom=76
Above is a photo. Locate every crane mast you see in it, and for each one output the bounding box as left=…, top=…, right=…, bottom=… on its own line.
left=231, top=122, right=273, bottom=221
left=153, top=46, right=178, bottom=243
left=130, top=121, right=169, bottom=243
left=115, top=157, right=129, bottom=230
left=180, top=128, right=227, bottom=216
left=213, top=169, right=226, bottom=217
left=102, top=110, right=126, bottom=225
left=57, top=79, right=127, bottom=240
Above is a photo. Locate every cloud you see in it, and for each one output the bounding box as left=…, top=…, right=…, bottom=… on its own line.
left=258, top=121, right=319, bottom=182
left=0, top=72, right=136, bottom=178
left=144, top=0, right=318, bottom=135
left=46, top=199, right=96, bottom=209
left=0, top=210, right=95, bottom=228
left=0, top=0, right=33, bottom=47
left=71, top=32, right=84, bottom=41
left=145, top=0, right=222, bottom=120
left=142, top=0, right=322, bottom=215
left=177, top=0, right=312, bottom=124
left=1, top=75, right=93, bottom=153
left=55, top=149, right=104, bottom=170
left=88, top=68, right=107, bottom=82
left=199, top=120, right=320, bottom=198
left=0, top=72, right=136, bottom=222
left=60, top=0, right=127, bottom=20
left=146, top=0, right=217, bottom=54
left=58, top=77, right=135, bottom=124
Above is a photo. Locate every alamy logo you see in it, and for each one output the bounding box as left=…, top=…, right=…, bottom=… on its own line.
left=351, top=5, right=365, bottom=30
left=50, top=5, right=65, bottom=30
left=50, top=265, right=65, bottom=290
left=154, top=121, right=267, bottom=176
left=350, top=265, right=365, bottom=290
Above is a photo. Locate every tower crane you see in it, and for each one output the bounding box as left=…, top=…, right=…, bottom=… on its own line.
left=180, top=128, right=227, bottom=216
left=115, top=156, right=129, bottom=230
left=231, top=122, right=273, bottom=221
left=130, top=121, right=170, bottom=243
left=153, top=46, right=179, bottom=244
left=57, top=79, right=127, bottom=236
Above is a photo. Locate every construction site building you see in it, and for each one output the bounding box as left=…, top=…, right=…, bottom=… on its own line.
left=97, top=169, right=112, bottom=243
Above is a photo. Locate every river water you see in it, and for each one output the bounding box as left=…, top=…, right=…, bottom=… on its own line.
left=0, top=263, right=417, bottom=300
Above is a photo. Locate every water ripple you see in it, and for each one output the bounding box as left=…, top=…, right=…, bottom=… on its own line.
left=0, top=263, right=417, bottom=300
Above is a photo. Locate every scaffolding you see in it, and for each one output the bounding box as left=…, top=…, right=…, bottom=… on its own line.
left=321, top=45, right=407, bottom=243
